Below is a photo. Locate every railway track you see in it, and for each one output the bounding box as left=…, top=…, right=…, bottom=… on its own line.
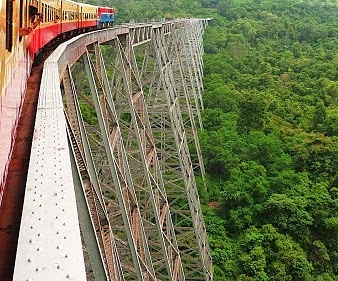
left=0, top=62, right=43, bottom=281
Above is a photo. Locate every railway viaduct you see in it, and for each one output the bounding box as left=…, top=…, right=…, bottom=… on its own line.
left=1, top=19, right=212, bottom=281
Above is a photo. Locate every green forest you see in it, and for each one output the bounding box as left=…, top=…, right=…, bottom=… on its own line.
left=99, top=0, right=338, bottom=279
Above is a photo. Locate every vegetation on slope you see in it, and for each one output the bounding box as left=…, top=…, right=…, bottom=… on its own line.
left=200, top=0, right=338, bottom=280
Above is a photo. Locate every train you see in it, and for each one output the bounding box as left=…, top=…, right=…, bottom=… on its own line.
left=0, top=0, right=114, bottom=204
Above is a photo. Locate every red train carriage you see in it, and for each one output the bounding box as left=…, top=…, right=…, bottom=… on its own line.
left=80, top=3, right=98, bottom=29
left=28, top=0, right=62, bottom=55
left=0, top=0, right=113, bottom=204
left=61, top=0, right=80, bottom=33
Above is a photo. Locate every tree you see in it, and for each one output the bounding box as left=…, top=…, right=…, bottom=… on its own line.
left=237, top=90, right=268, bottom=133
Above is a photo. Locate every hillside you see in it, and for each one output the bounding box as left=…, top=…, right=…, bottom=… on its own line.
left=200, top=1, right=338, bottom=280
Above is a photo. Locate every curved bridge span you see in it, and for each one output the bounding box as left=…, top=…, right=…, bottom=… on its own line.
left=12, top=19, right=211, bottom=281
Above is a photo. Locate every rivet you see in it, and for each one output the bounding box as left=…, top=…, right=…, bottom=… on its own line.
left=37, top=247, right=41, bottom=251
left=56, top=216, right=58, bottom=219
left=28, top=258, right=33, bottom=262
left=64, top=236, right=67, bottom=239
left=66, top=274, right=72, bottom=279
left=36, top=267, right=42, bottom=271
left=29, top=239, right=34, bottom=243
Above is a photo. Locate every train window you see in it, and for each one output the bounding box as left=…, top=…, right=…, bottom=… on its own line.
left=30, top=0, right=38, bottom=9
left=19, top=0, right=24, bottom=41
left=42, top=3, right=45, bottom=22
left=55, top=10, right=60, bottom=22
left=6, top=0, right=13, bottom=51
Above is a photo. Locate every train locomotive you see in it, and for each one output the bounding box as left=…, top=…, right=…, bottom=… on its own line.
left=0, top=0, right=114, bottom=203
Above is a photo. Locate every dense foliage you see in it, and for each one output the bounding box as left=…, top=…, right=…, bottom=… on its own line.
left=200, top=0, right=338, bottom=280
left=91, top=0, right=338, bottom=279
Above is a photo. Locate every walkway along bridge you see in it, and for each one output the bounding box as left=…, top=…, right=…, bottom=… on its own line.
left=9, top=19, right=212, bottom=280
